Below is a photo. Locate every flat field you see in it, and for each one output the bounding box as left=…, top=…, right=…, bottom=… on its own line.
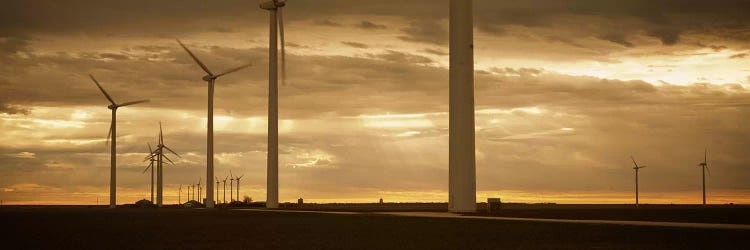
left=2, top=206, right=749, bottom=249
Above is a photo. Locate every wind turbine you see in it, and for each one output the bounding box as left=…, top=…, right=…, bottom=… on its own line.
left=177, top=39, right=251, bottom=208
left=215, top=177, right=220, bottom=205
left=230, top=171, right=235, bottom=202
left=698, top=148, right=711, bottom=206
left=235, top=174, right=244, bottom=202
left=89, top=74, right=149, bottom=208
left=191, top=184, right=196, bottom=201
left=222, top=175, right=228, bottom=204
left=178, top=185, right=183, bottom=204
left=630, top=156, right=647, bottom=207
left=146, top=122, right=181, bottom=207
left=260, top=0, right=287, bottom=209
left=142, top=143, right=157, bottom=203
left=197, top=178, right=202, bottom=203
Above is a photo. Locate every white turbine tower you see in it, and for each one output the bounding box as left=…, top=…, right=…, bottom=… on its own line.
left=260, top=0, right=287, bottom=209
left=698, top=149, right=711, bottom=206
left=177, top=39, right=251, bottom=208
left=630, top=156, right=647, bottom=207
left=448, top=0, right=476, bottom=212
left=89, top=74, right=149, bottom=208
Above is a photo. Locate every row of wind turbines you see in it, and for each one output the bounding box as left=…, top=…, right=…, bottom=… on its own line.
left=175, top=172, right=246, bottom=205
left=630, top=149, right=713, bottom=207
left=92, top=0, right=288, bottom=208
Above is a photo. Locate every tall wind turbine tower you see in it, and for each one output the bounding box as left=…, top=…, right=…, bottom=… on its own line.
left=630, top=156, right=647, bottom=207
left=89, top=74, right=149, bottom=208
left=177, top=39, right=251, bottom=208
left=448, top=0, right=476, bottom=212
left=698, top=149, right=711, bottom=206
left=260, top=0, right=287, bottom=209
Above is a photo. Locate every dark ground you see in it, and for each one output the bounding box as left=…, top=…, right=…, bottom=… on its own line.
left=284, top=203, right=750, bottom=224
left=2, top=206, right=749, bottom=249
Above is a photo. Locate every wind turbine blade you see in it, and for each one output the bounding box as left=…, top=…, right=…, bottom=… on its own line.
left=159, top=121, right=163, bottom=145
left=704, top=148, right=707, bottom=165
left=163, top=145, right=181, bottom=158
left=630, top=156, right=638, bottom=168
left=705, top=165, right=711, bottom=177
left=147, top=143, right=153, bottom=155
left=142, top=162, right=153, bottom=173
left=176, top=39, right=213, bottom=75
left=239, top=174, right=244, bottom=179
left=119, top=99, right=150, bottom=107
left=162, top=154, right=175, bottom=165
left=105, top=121, right=113, bottom=146
left=89, top=74, right=116, bottom=105
left=278, top=6, right=286, bottom=86
left=215, top=63, right=252, bottom=78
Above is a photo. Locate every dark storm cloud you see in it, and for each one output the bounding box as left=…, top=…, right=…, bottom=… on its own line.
left=0, top=104, right=30, bottom=115
left=398, top=21, right=448, bottom=45
left=356, top=21, right=387, bottom=30
left=598, top=33, right=635, bottom=48
left=341, top=41, right=369, bottom=49
left=313, top=19, right=343, bottom=27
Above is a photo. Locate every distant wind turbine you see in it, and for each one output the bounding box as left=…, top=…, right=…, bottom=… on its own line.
left=146, top=122, right=181, bottom=207
left=215, top=177, right=220, bottom=205
left=222, top=175, right=228, bottom=204
left=260, top=0, right=288, bottom=209
left=230, top=171, right=235, bottom=202
left=177, top=39, right=251, bottom=208
left=178, top=185, right=183, bottom=204
left=235, top=174, right=244, bottom=202
left=698, top=148, right=711, bottom=206
left=142, top=143, right=157, bottom=203
left=197, top=178, right=202, bottom=203
left=630, top=156, right=647, bottom=207
left=89, top=74, right=149, bottom=208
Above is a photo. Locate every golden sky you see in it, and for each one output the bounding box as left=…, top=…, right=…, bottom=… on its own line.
left=1, top=0, right=750, bottom=205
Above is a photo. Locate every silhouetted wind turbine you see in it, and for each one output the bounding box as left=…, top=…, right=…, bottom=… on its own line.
left=630, top=156, right=647, bottom=207
left=147, top=122, right=181, bottom=207
left=260, top=0, right=287, bottom=209
left=698, top=148, right=711, bottom=206
left=89, top=74, right=149, bottom=208
left=222, top=175, right=228, bottom=204
left=178, top=185, right=183, bottom=204
left=235, top=174, right=244, bottom=202
left=197, top=178, right=202, bottom=203
left=142, top=143, right=157, bottom=203
left=215, top=177, right=220, bottom=205
left=230, top=171, right=235, bottom=202
left=177, top=39, right=251, bottom=208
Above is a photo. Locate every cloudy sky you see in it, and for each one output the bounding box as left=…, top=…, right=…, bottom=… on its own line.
left=1, top=0, right=749, bottom=205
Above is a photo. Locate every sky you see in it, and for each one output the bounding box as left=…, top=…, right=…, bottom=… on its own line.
left=1, top=0, right=749, bottom=205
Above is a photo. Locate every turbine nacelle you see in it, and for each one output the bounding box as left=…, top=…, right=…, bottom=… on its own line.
left=202, top=75, right=215, bottom=82
left=108, top=104, right=118, bottom=110
left=260, top=0, right=285, bottom=10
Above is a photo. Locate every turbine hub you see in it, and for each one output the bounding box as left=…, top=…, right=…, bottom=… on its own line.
left=202, top=75, right=215, bottom=81
left=260, top=0, right=284, bottom=10
left=108, top=104, right=117, bottom=110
